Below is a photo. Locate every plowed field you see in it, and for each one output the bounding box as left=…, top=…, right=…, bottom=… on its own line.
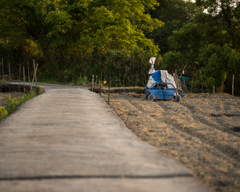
left=101, top=92, right=240, bottom=192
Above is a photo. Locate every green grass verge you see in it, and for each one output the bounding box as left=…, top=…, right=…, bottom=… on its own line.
left=38, top=78, right=69, bottom=85
left=0, top=88, right=44, bottom=120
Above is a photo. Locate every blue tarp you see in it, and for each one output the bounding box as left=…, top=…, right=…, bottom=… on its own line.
left=151, top=70, right=161, bottom=83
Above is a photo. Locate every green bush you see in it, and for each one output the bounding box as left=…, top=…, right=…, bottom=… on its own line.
left=0, top=106, right=8, bottom=119
left=75, top=76, right=88, bottom=86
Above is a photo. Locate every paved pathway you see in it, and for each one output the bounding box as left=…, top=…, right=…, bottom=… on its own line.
left=0, top=84, right=211, bottom=192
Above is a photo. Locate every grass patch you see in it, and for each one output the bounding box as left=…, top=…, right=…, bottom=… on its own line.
left=132, top=88, right=145, bottom=94
left=38, top=78, right=69, bottom=85
left=0, top=88, right=43, bottom=120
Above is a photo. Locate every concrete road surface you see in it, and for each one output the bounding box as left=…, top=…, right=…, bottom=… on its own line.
left=0, top=84, right=212, bottom=192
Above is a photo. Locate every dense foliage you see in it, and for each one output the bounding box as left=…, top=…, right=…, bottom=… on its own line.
left=0, top=0, right=239, bottom=94
left=166, top=0, right=240, bottom=94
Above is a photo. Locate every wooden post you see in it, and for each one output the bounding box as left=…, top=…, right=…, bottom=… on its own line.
left=175, top=70, right=179, bottom=95
left=100, top=71, right=102, bottom=96
left=2, top=58, right=4, bottom=80
left=36, top=63, right=38, bottom=87
left=108, top=77, right=111, bottom=105
left=200, top=70, right=203, bottom=93
left=91, top=74, right=94, bottom=92
left=28, top=62, right=30, bottom=85
left=213, top=86, right=215, bottom=94
left=191, top=74, right=194, bottom=93
left=182, top=79, right=187, bottom=92
left=0, top=62, right=1, bottom=105
left=8, top=63, right=10, bottom=91
left=19, top=64, right=21, bottom=92
left=23, top=67, right=25, bottom=91
left=31, top=63, right=38, bottom=92
left=33, top=59, right=36, bottom=86
left=232, top=74, right=234, bottom=96
left=175, top=70, right=178, bottom=88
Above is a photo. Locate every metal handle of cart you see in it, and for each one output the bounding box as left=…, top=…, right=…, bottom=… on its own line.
left=148, top=82, right=178, bottom=93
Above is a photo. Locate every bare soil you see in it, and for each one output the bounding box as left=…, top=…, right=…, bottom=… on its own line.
left=101, top=92, right=240, bottom=192
left=0, top=92, right=24, bottom=107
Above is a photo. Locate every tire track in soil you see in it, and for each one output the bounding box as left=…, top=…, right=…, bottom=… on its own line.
left=172, top=102, right=240, bottom=162
left=129, top=99, right=239, bottom=165
left=178, top=101, right=240, bottom=138
left=102, top=93, right=240, bottom=192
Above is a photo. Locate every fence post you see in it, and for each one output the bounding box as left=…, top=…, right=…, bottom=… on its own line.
left=28, top=62, right=30, bottom=85
left=8, top=63, right=11, bottom=91
left=18, top=64, right=21, bottom=92
left=100, top=72, right=102, bottom=96
left=36, top=63, right=38, bottom=87
left=200, top=70, right=203, bottom=93
left=2, top=58, right=4, bottom=80
left=213, top=86, right=215, bottom=94
left=23, top=67, right=25, bottom=91
left=33, top=59, right=36, bottom=86
left=232, top=74, right=234, bottom=96
left=182, top=79, right=187, bottom=92
left=108, top=77, right=111, bottom=105
left=31, top=63, right=38, bottom=92
left=175, top=70, right=178, bottom=88
left=91, top=74, right=94, bottom=92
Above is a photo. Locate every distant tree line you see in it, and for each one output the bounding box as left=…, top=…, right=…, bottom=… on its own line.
left=0, top=0, right=239, bottom=94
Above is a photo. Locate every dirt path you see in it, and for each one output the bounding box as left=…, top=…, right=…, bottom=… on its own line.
left=102, top=92, right=240, bottom=192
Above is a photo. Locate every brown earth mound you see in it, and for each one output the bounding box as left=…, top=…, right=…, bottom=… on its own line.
left=101, top=92, right=240, bottom=192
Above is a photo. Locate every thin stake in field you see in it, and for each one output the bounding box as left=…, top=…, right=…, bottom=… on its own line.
left=175, top=70, right=178, bottom=89
left=92, top=74, right=94, bottom=92
left=232, top=74, right=234, bottom=96
left=100, top=71, right=102, bottom=96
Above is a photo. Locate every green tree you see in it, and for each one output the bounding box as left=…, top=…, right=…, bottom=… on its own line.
left=161, top=51, right=186, bottom=73
left=196, top=0, right=240, bottom=50
left=0, top=0, right=163, bottom=55
left=145, top=0, right=197, bottom=54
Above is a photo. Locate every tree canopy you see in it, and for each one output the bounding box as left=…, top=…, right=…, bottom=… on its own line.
left=0, top=0, right=164, bottom=55
left=0, top=0, right=240, bottom=95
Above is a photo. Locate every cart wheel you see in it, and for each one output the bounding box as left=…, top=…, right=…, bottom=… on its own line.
left=175, top=95, right=181, bottom=102
left=148, top=94, right=155, bottom=101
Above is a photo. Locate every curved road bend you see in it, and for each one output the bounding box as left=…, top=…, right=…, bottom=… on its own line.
left=0, top=83, right=212, bottom=192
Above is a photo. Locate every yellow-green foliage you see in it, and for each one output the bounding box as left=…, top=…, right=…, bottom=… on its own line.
left=0, top=88, right=43, bottom=121
left=0, top=106, right=8, bottom=119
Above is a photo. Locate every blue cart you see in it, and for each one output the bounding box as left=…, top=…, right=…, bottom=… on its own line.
left=145, top=82, right=184, bottom=102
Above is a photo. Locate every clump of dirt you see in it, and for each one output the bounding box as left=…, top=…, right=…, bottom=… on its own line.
left=101, top=92, right=240, bottom=192
left=0, top=92, right=24, bottom=107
